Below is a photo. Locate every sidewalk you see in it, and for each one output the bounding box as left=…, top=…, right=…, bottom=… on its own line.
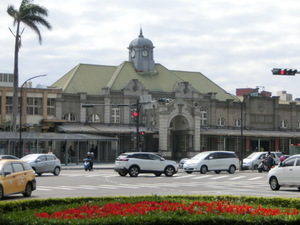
left=61, top=163, right=115, bottom=170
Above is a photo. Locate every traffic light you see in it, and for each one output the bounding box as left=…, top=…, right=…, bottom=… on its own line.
left=272, top=68, right=297, bottom=76
left=132, top=111, right=139, bottom=124
left=139, top=131, right=145, bottom=142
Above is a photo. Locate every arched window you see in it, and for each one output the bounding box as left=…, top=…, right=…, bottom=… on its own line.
left=63, top=113, right=76, bottom=122
left=217, top=118, right=226, bottom=127
left=88, top=113, right=100, bottom=122
left=200, top=107, right=207, bottom=126
left=235, top=119, right=241, bottom=127
left=280, top=120, right=288, bottom=128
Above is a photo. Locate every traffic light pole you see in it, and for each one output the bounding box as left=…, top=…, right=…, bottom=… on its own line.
left=82, top=98, right=149, bottom=152
left=135, top=99, right=140, bottom=151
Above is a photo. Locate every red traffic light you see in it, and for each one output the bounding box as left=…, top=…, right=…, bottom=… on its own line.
left=133, top=111, right=139, bottom=117
left=272, top=68, right=297, bottom=76
left=140, top=131, right=145, bottom=135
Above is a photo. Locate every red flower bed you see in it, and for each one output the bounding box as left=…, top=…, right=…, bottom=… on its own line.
left=36, top=200, right=299, bottom=220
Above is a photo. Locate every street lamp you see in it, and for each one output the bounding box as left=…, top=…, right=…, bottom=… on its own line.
left=240, top=88, right=259, bottom=170
left=19, top=74, right=47, bottom=155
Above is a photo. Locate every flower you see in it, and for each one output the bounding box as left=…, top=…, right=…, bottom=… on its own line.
left=35, top=200, right=299, bottom=220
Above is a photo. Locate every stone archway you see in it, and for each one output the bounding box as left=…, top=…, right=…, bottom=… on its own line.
left=169, top=115, right=193, bottom=159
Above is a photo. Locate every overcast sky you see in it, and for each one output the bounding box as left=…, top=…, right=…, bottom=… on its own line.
left=1, top=0, right=300, bottom=98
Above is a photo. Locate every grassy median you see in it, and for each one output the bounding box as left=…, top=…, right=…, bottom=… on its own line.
left=1, top=195, right=300, bottom=224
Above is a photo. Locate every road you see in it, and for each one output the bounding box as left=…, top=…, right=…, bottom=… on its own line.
left=3, top=169, right=300, bottom=201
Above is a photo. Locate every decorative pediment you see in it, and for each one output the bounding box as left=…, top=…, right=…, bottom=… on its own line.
left=174, top=82, right=200, bottom=98
left=123, top=79, right=147, bottom=95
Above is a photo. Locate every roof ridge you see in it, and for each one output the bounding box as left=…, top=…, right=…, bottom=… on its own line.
left=106, top=62, right=126, bottom=88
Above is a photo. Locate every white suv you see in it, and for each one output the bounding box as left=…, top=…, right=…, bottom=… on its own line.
left=183, top=151, right=239, bottom=174
left=114, top=152, right=178, bottom=177
left=268, top=154, right=300, bottom=191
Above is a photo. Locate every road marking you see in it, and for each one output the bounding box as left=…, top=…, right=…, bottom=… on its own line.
left=51, top=186, right=74, bottom=190
left=210, top=175, right=229, bottom=180
left=247, top=177, right=263, bottom=181
left=229, top=176, right=246, bottom=180
left=192, top=175, right=213, bottom=179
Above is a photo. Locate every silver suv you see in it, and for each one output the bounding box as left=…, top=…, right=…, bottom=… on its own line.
left=21, top=154, right=61, bottom=176
left=114, top=152, right=178, bottom=177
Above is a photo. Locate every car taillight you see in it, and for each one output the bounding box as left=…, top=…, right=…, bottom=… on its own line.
left=116, top=158, right=129, bottom=161
left=121, top=158, right=129, bottom=161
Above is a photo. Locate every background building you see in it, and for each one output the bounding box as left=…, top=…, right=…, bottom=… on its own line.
left=2, top=30, right=300, bottom=162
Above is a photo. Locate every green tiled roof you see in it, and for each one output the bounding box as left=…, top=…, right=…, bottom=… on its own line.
left=51, top=61, right=235, bottom=101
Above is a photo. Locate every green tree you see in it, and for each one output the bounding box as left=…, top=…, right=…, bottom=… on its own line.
left=7, top=0, right=52, bottom=131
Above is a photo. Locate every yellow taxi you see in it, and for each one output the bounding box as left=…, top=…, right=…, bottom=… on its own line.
left=0, top=158, right=36, bottom=199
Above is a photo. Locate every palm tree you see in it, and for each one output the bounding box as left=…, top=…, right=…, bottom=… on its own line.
left=7, top=0, right=52, bottom=131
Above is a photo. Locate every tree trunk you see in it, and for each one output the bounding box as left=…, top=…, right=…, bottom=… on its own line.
left=11, top=22, right=20, bottom=132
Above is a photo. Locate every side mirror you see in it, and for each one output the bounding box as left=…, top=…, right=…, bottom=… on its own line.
left=4, top=172, right=11, bottom=177
left=279, top=162, right=284, bottom=167
left=209, top=156, right=213, bottom=160
left=36, top=159, right=42, bottom=163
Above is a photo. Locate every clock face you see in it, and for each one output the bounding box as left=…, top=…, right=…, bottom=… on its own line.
left=142, top=49, right=148, bottom=57
left=131, top=50, right=135, bottom=58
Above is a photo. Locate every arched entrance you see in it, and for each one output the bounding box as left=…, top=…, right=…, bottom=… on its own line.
left=169, top=115, right=193, bottom=159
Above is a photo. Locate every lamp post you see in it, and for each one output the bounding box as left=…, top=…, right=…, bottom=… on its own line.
left=240, top=88, right=259, bottom=170
left=19, top=74, right=47, bottom=155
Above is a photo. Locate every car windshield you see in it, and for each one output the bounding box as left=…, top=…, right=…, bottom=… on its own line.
left=191, top=152, right=209, bottom=160
left=21, top=155, right=38, bottom=160
left=246, top=153, right=262, bottom=159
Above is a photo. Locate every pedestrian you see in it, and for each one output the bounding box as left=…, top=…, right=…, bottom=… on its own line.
left=279, top=155, right=285, bottom=163
left=266, top=152, right=275, bottom=170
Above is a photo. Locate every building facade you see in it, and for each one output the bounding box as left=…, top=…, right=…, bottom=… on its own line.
left=2, top=30, right=300, bottom=162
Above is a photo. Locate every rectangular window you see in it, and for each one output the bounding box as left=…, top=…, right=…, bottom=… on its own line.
left=47, top=98, right=55, bottom=116
left=5, top=97, right=13, bottom=114
left=27, top=97, right=42, bottom=115
left=111, top=106, right=120, bottom=123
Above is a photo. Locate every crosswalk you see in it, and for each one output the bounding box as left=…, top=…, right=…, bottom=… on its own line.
left=36, top=172, right=266, bottom=192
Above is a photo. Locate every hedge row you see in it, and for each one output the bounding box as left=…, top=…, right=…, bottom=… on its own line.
left=0, top=195, right=300, bottom=225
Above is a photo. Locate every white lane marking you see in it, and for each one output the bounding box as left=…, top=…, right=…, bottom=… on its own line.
left=229, top=176, right=246, bottom=180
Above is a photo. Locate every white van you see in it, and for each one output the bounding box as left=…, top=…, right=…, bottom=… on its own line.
left=183, top=151, right=239, bottom=174
left=242, top=151, right=282, bottom=170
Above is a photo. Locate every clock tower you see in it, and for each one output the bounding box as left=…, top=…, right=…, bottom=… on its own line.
left=128, top=28, right=155, bottom=72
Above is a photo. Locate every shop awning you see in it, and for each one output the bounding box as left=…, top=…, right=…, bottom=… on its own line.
left=57, top=124, right=158, bottom=134
left=0, top=132, right=118, bottom=141
left=201, top=128, right=300, bottom=138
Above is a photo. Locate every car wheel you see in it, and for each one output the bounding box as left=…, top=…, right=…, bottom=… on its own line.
left=165, top=166, right=175, bottom=177
left=118, top=171, right=127, bottom=176
left=154, top=172, right=162, bottom=176
left=129, top=166, right=139, bottom=177
left=186, top=171, right=192, bottom=174
left=53, top=167, right=61, bottom=176
left=253, top=164, right=259, bottom=170
left=0, top=185, right=3, bottom=200
left=214, top=170, right=221, bottom=174
left=270, top=177, right=280, bottom=191
left=200, top=166, right=208, bottom=174
left=228, top=165, right=236, bottom=174
left=23, top=183, right=32, bottom=197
